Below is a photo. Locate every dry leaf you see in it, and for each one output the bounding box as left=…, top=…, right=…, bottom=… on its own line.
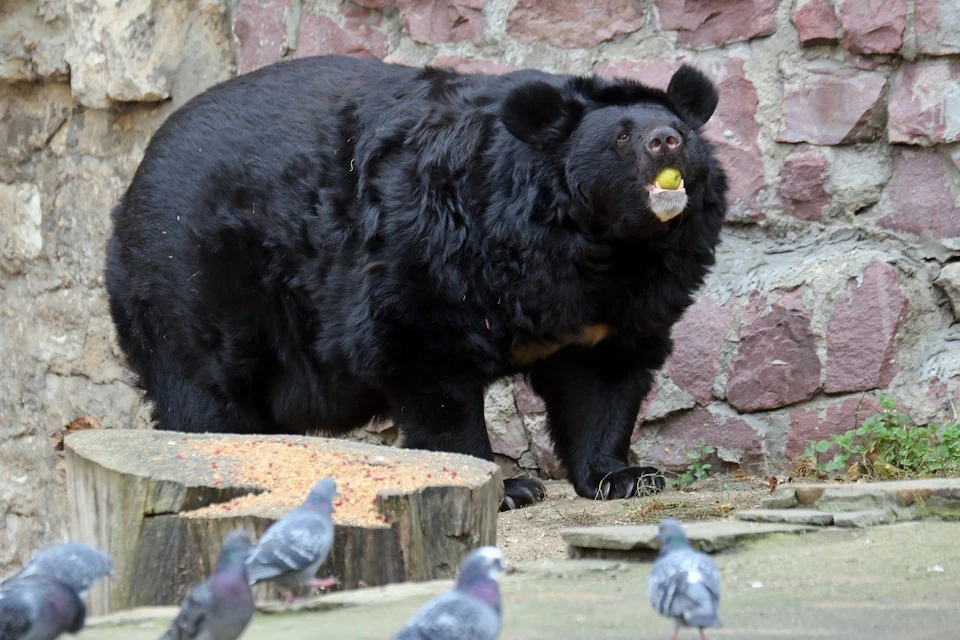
left=731, top=470, right=750, bottom=479
left=50, top=415, right=102, bottom=452
left=768, top=476, right=779, bottom=493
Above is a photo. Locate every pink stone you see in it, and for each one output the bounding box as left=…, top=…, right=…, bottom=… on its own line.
left=668, top=296, right=734, bottom=405
left=593, top=59, right=677, bottom=89
left=513, top=379, right=546, bottom=414
left=778, top=148, right=830, bottom=221
left=655, top=0, right=777, bottom=48
left=837, top=0, right=906, bottom=54
left=825, top=263, right=907, bottom=393
left=296, top=5, right=388, bottom=59
left=232, top=0, right=290, bottom=75
left=397, top=0, right=485, bottom=44
left=726, top=288, right=822, bottom=412
left=791, top=0, right=840, bottom=46
left=429, top=56, right=515, bottom=75
left=888, top=60, right=960, bottom=146
left=506, top=0, right=645, bottom=49
left=785, top=394, right=882, bottom=459
left=915, top=0, right=960, bottom=54
left=641, top=408, right=764, bottom=470
left=778, top=61, right=886, bottom=145
left=875, top=150, right=960, bottom=240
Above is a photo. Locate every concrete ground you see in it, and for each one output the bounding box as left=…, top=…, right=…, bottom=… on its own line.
left=84, top=520, right=960, bottom=639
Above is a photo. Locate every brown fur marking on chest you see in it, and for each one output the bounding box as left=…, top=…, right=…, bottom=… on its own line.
left=510, top=324, right=614, bottom=366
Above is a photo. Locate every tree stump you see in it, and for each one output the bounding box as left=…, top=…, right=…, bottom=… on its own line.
left=65, top=430, right=502, bottom=616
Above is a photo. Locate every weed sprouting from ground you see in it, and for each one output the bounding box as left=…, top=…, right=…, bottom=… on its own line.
left=802, top=393, right=960, bottom=480
left=671, top=441, right=715, bottom=489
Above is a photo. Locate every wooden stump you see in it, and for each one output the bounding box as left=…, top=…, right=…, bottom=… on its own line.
left=65, top=430, right=502, bottom=616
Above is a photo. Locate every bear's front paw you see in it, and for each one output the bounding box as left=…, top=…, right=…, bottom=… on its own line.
left=580, top=466, right=665, bottom=500
left=500, top=477, right=547, bottom=511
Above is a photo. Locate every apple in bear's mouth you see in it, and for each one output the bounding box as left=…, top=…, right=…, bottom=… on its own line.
left=647, top=167, right=688, bottom=223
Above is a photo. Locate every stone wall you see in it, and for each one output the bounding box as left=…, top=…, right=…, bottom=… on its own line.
left=1, top=0, right=959, bottom=573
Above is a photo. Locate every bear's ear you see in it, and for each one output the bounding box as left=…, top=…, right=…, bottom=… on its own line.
left=501, top=81, right=583, bottom=146
left=666, top=65, right=718, bottom=130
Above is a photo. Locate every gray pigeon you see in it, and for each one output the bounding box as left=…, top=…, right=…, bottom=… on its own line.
left=647, top=518, right=722, bottom=640
left=0, top=575, right=85, bottom=640
left=159, top=529, right=256, bottom=640
left=245, top=477, right=338, bottom=601
left=393, top=546, right=505, bottom=640
left=8, top=542, right=113, bottom=597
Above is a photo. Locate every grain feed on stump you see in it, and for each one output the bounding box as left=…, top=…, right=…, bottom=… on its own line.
left=183, top=437, right=486, bottom=526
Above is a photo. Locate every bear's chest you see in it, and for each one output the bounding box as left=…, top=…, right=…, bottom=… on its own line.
left=509, top=323, right=614, bottom=366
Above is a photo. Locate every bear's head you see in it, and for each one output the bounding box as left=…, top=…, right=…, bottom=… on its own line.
left=501, top=65, right=720, bottom=239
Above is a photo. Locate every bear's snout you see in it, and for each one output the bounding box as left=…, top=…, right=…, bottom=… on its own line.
left=643, top=126, right=683, bottom=158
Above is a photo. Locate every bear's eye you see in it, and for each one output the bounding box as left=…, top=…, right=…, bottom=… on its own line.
left=616, top=132, right=630, bottom=144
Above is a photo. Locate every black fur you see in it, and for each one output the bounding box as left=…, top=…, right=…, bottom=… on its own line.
left=105, top=56, right=728, bottom=510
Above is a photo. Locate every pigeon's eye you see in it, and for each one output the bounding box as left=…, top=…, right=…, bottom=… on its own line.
left=616, top=132, right=630, bottom=144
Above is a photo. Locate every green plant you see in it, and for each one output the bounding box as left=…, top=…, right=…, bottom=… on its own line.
left=674, top=441, right=715, bottom=489
left=802, top=393, right=960, bottom=479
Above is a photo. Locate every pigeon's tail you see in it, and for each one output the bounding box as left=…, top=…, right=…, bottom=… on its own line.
left=681, top=582, right=722, bottom=629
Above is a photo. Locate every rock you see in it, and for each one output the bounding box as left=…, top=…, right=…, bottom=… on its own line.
left=654, top=0, right=777, bottom=48
left=794, top=486, right=825, bottom=504
left=934, top=263, right=960, bottom=321
left=790, top=0, right=840, bottom=46
left=736, top=508, right=834, bottom=525
left=785, top=394, right=882, bottom=459
left=837, top=0, right=907, bottom=54
left=824, top=263, right=907, bottom=393
left=0, top=1, right=70, bottom=82
left=594, top=59, right=677, bottom=89
left=726, top=288, right=822, bottom=413
left=760, top=491, right=799, bottom=509
left=914, top=0, right=960, bottom=54
left=667, top=295, right=733, bottom=405
left=778, top=147, right=830, bottom=221
left=700, top=58, right=764, bottom=218
left=875, top=150, right=960, bottom=240
left=832, top=509, right=892, bottom=528
left=395, top=0, right=485, bottom=44
left=513, top=379, right=546, bottom=414
left=483, top=380, right=529, bottom=461
left=562, top=521, right=813, bottom=559
left=0, top=83, right=72, bottom=165
left=232, top=0, right=290, bottom=75
left=0, top=183, right=42, bottom=275
left=641, top=408, right=763, bottom=470
left=888, top=60, right=960, bottom=146
left=778, top=60, right=887, bottom=145
left=642, top=378, right=696, bottom=421
left=66, top=0, right=187, bottom=108
left=296, top=5, right=388, bottom=59
left=506, top=0, right=645, bottom=49
left=521, top=414, right=565, bottom=479
left=429, top=56, right=515, bottom=75
left=826, top=145, right=893, bottom=213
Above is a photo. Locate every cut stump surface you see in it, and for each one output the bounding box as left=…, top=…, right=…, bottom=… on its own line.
left=65, top=430, right=502, bottom=616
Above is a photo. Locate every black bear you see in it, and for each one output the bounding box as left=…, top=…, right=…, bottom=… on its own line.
left=106, top=55, right=727, bottom=510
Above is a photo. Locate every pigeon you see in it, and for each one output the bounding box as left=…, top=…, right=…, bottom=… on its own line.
left=159, top=529, right=256, bottom=640
left=245, top=477, right=338, bottom=601
left=0, top=575, right=85, bottom=640
left=647, top=518, right=722, bottom=640
left=7, top=541, right=113, bottom=597
left=393, top=546, right=506, bottom=640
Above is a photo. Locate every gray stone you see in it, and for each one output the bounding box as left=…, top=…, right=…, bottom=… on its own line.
left=561, top=520, right=813, bottom=556
left=0, top=183, right=43, bottom=274
left=760, top=490, right=799, bottom=509
left=934, top=263, right=960, bottom=321
left=832, top=509, right=892, bottom=528
left=736, top=508, right=834, bottom=525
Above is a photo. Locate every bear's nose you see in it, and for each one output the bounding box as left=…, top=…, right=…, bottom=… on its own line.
left=643, top=126, right=683, bottom=157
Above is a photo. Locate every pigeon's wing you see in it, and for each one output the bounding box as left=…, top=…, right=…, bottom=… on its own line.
left=245, top=511, right=332, bottom=583
left=0, top=593, right=32, bottom=640
left=393, top=592, right=498, bottom=640
left=159, top=582, right=213, bottom=640
left=650, top=551, right=721, bottom=623
left=696, top=553, right=722, bottom=605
